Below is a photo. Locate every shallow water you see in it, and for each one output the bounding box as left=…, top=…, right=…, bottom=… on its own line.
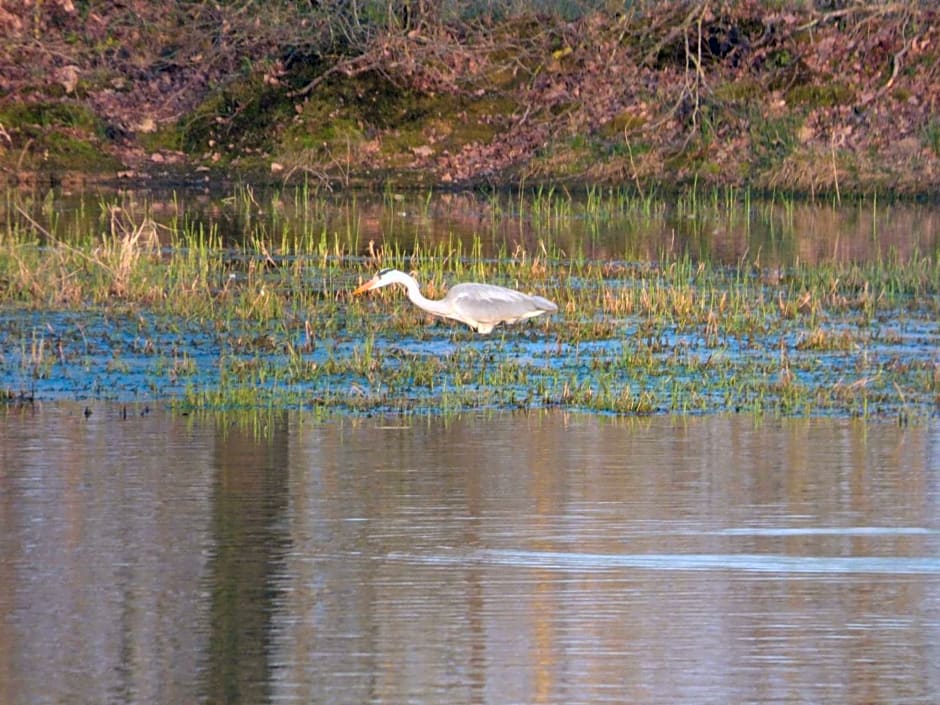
left=1, top=300, right=936, bottom=417
left=1, top=404, right=938, bottom=705
left=1, top=187, right=937, bottom=417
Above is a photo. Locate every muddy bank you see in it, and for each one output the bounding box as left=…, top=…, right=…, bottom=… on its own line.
left=1, top=2, right=939, bottom=196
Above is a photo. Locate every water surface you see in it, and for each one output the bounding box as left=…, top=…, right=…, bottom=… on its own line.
left=12, top=186, right=940, bottom=263
left=2, top=404, right=938, bottom=704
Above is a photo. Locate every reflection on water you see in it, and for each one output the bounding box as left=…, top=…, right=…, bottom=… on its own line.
left=8, top=186, right=940, bottom=265
left=1, top=404, right=938, bottom=704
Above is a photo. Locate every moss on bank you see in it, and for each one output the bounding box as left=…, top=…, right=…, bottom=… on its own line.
left=1, top=2, right=940, bottom=196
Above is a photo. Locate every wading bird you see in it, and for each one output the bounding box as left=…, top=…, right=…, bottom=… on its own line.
left=353, top=268, right=558, bottom=334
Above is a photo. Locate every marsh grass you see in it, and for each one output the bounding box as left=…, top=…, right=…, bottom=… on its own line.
left=0, top=184, right=937, bottom=419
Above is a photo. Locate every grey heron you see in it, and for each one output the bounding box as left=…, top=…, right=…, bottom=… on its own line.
left=353, top=268, right=558, bottom=334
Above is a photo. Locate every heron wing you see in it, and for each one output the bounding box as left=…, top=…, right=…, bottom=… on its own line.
left=447, top=283, right=556, bottom=327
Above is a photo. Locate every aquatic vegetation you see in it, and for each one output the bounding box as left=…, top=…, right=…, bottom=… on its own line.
left=0, top=185, right=937, bottom=421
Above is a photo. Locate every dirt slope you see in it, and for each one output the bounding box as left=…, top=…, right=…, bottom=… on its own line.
left=1, top=1, right=938, bottom=195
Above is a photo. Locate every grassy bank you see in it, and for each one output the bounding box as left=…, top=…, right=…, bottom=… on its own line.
left=2, top=2, right=940, bottom=195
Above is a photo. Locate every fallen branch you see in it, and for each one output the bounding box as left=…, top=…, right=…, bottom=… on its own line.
left=288, top=53, right=382, bottom=98
left=857, top=13, right=912, bottom=108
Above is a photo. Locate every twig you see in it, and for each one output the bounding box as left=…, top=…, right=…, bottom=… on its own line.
left=830, top=135, right=841, bottom=206
left=639, top=2, right=709, bottom=68
left=282, top=164, right=334, bottom=191
left=641, top=2, right=710, bottom=139
left=16, top=138, right=34, bottom=173
left=623, top=130, right=644, bottom=199
left=288, top=54, right=378, bottom=98
left=858, top=13, right=912, bottom=108
left=797, top=2, right=906, bottom=32
left=14, top=204, right=118, bottom=278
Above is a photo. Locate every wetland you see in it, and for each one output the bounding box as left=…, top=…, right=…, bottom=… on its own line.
left=3, top=5, right=940, bottom=703
left=0, top=174, right=937, bottom=705
left=0, top=184, right=937, bottom=420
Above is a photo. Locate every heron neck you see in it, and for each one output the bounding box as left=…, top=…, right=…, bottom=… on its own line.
left=401, top=278, right=450, bottom=317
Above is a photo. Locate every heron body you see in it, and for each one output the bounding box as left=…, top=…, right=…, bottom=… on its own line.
left=353, top=268, right=558, bottom=334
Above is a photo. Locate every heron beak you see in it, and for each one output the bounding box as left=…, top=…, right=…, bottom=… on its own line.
left=353, top=279, right=376, bottom=295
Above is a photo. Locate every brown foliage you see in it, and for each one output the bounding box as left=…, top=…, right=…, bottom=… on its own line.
left=1, top=1, right=939, bottom=193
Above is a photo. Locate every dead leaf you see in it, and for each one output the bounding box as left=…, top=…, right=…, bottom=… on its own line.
left=133, top=116, right=156, bottom=133
left=56, top=65, right=80, bottom=94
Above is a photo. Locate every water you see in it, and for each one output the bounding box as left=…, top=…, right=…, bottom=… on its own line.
left=1, top=186, right=937, bottom=416
left=9, top=185, right=940, bottom=264
left=2, top=404, right=938, bottom=704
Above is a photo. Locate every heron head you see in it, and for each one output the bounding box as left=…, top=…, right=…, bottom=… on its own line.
left=353, top=268, right=400, bottom=295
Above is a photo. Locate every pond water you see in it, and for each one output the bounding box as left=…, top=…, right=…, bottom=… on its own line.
left=2, top=404, right=938, bottom=705
left=21, top=184, right=940, bottom=264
